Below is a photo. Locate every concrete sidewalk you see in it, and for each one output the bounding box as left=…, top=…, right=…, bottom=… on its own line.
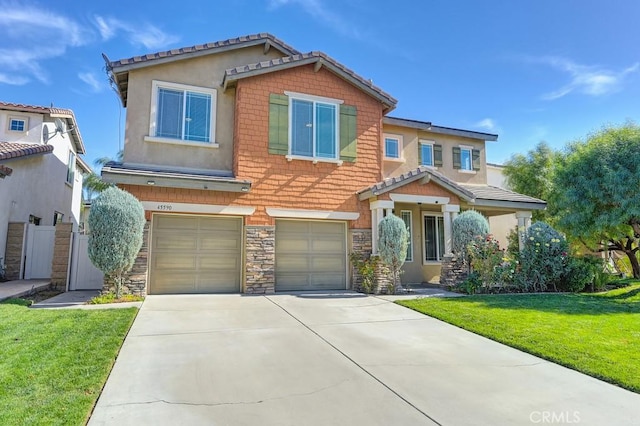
left=89, top=292, right=640, bottom=426
left=0, top=279, right=50, bottom=302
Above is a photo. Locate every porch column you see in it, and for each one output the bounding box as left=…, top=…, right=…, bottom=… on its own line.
left=516, top=211, right=533, bottom=251
left=441, top=204, right=460, bottom=255
left=370, top=200, right=394, bottom=255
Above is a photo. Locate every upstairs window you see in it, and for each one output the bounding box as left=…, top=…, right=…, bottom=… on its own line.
left=419, top=140, right=443, bottom=167
left=8, top=117, right=27, bottom=132
left=150, top=81, right=217, bottom=144
left=384, top=134, right=402, bottom=160
left=67, top=151, right=75, bottom=184
left=453, top=146, right=480, bottom=172
left=269, top=92, right=357, bottom=164
left=290, top=96, right=338, bottom=159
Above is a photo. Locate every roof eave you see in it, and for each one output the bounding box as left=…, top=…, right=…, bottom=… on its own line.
left=101, top=166, right=252, bottom=193
left=383, top=117, right=498, bottom=141
left=471, top=199, right=547, bottom=210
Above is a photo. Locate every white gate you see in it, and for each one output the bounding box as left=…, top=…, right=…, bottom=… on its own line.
left=24, top=224, right=56, bottom=279
left=69, top=233, right=104, bottom=290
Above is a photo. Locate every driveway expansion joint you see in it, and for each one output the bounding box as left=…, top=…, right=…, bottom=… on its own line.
left=264, top=295, right=443, bottom=426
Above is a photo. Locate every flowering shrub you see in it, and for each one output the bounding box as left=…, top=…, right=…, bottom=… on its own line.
left=467, top=234, right=518, bottom=291
left=516, top=222, right=569, bottom=292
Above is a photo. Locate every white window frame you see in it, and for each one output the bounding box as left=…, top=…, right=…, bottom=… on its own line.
left=146, top=80, right=218, bottom=147
left=459, top=145, right=474, bottom=172
left=419, top=139, right=435, bottom=167
left=401, top=210, right=413, bottom=262
left=421, top=212, right=445, bottom=264
left=8, top=116, right=27, bottom=133
left=66, top=151, right=75, bottom=185
left=284, top=91, right=342, bottom=164
left=383, top=134, right=403, bottom=161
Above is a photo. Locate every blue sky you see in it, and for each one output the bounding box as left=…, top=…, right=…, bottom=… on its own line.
left=1, top=0, right=639, bottom=170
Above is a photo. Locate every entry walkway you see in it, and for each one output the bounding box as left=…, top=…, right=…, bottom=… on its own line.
left=89, top=292, right=640, bottom=426
left=0, top=279, right=50, bottom=302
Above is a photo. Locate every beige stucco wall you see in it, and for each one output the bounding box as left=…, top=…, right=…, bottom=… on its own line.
left=123, top=46, right=285, bottom=172
left=382, top=124, right=488, bottom=185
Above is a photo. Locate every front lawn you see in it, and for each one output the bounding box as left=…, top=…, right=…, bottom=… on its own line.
left=398, top=284, right=640, bottom=393
left=0, top=301, right=137, bottom=425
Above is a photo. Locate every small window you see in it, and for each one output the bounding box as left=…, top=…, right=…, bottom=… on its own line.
left=29, top=215, right=41, bottom=225
left=384, top=134, right=402, bottom=160
left=419, top=141, right=434, bottom=167
left=67, top=151, right=75, bottom=184
left=460, top=147, right=473, bottom=171
left=53, top=211, right=64, bottom=225
left=8, top=117, right=27, bottom=132
left=150, top=80, right=217, bottom=144
left=401, top=210, right=413, bottom=262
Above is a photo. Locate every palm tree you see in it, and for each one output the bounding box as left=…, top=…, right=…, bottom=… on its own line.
left=83, top=150, right=123, bottom=200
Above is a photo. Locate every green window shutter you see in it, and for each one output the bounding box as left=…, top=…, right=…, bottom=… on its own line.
left=434, top=144, right=443, bottom=167
left=452, top=147, right=461, bottom=169
left=268, top=94, right=289, bottom=155
left=418, top=142, right=423, bottom=165
left=472, top=149, right=481, bottom=170
left=339, top=105, right=357, bottom=162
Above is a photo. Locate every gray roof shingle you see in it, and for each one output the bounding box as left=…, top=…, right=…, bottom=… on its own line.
left=358, top=166, right=546, bottom=209
left=223, top=51, right=397, bottom=110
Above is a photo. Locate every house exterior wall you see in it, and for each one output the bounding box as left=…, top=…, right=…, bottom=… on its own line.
left=233, top=65, right=383, bottom=228
left=122, top=46, right=285, bottom=172
left=0, top=111, right=44, bottom=144
left=0, top=126, right=83, bottom=262
left=382, top=124, right=488, bottom=185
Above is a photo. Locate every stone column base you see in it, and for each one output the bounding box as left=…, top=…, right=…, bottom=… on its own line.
left=245, top=226, right=275, bottom=294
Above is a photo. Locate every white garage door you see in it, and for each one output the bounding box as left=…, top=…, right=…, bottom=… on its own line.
left=275, top=220, right=347, bottom=291
left=150, top=215, right=242, bottom=294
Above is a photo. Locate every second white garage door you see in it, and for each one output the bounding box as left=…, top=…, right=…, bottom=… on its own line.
left=275, top=219, right=347, bottom=291
left=150, top=215, right=242, bottom=294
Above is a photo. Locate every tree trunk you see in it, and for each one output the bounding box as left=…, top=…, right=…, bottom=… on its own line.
left=626, top=250, right=640, bottom=279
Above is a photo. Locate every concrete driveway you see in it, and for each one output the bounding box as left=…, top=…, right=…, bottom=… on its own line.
left=89, top=293, right=640, bottom=425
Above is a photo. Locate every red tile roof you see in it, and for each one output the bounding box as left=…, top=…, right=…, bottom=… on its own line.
left=0, top=102, right=85, bottom=154
left=0, top=142, right=54, bottom=160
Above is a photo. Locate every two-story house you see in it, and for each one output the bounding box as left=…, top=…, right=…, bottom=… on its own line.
left=0, top=102, right=89, bottom=278
left=102, top=33, right=545, bottom=295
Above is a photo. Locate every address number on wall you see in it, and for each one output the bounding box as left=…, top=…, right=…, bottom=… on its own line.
left=156, top=204, right=173, bottom=211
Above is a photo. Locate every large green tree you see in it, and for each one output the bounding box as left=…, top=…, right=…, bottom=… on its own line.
left=503, top=142, right=557, bottom=222
left=551, top=123, right=640, bottom=278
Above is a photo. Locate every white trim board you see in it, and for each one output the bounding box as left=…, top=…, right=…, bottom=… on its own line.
left=390, top=194, right=450, bottom=205
left=142, top=201, right=255, bottom=215
left=266, top=208, right=359, bottom=220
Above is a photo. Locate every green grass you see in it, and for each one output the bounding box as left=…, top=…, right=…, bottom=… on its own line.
left=0, top=301, right=137, bottom=425
left=398, top=284, right=640, bottom=393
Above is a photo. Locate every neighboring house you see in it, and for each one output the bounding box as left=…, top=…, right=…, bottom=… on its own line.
left=102, top=33, right=545, bottom=294
left=0, top=102, right=89, bottom=276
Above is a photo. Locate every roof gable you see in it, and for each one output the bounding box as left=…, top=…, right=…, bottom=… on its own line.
left=358, top=166, right=546, bottom=210
left=222, top=51, right=397, bottom=112
left=105, top=33, right=300, bottom=106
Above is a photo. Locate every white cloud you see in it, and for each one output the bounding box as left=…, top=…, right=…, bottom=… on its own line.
left=0, top=2, right=92, bottom=84
left=93, top=16, right=179, bottom=50
left=475, top=118, right=497, bottom=132
left=268, top=0, right=364, bottom=40
left=78, top=72, right=104, bottom=93
left=530, top=56, right=639, bottom=100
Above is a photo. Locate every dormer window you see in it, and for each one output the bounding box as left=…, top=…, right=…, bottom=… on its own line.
left=148, top=80, right=217, bottom=145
